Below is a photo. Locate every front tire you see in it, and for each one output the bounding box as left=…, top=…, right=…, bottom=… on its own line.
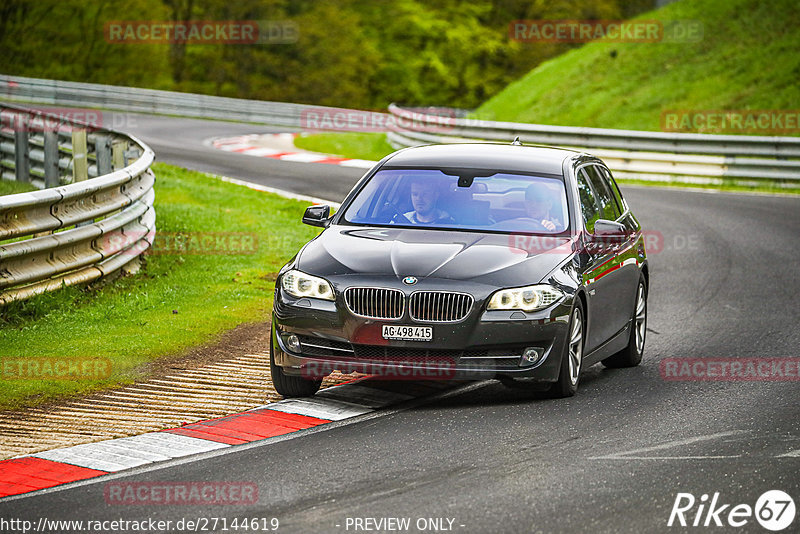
left=269, top=325, right=322, bottom=398
left=602, top=274, right=647, bottom=368
left=549, top=299, right=584, bottom=398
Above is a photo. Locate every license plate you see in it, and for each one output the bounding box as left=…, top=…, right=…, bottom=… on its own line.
left=381, top=325, right=433, bottom=341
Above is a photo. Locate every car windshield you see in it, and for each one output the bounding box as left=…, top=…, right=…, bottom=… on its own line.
left=342, top=168, right=570, bottom=234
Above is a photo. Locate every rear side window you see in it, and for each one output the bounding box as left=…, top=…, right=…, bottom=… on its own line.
left=576, top=169, right=601, bottom=232
left=583, top=165, right=621, bottom=221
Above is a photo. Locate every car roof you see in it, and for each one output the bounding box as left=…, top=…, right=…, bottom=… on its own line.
left=382, top=143, right=580, bottom=175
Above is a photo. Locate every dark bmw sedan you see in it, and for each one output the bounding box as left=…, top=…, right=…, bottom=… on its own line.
left=271, top=143, right=649, bottom=398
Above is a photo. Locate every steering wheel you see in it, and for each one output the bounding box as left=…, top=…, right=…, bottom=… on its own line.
left=376, top=203, right=404, bottom=224
left=526, top=219, right=548, bottom=231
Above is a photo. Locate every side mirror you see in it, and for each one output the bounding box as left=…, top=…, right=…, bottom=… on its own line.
left=302, top=205, right=331, bottom=228
left=593, top=219, right=627, bottom=237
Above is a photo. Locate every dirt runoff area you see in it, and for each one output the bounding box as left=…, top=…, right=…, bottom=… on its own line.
left=0, top=322, right=360, bottom=460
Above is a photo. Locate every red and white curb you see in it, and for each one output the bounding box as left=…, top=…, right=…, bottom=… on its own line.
left=0, top=378, right=450, bottom=499
left=210, top=133, right=376, bottom=169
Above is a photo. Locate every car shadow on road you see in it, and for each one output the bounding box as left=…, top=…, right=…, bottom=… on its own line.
left=410, top=363, right=643, bottom=410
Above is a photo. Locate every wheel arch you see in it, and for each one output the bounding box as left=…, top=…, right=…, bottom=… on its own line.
left=574, top=287, right=588, bottom=326
left=640, top=263, right=650, bottom=291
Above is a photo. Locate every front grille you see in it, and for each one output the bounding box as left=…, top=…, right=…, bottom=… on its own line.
left=409, top=291, right=473, bottom=322
left=353, top=345, right=458, bottom=359
left=344, top=287, right=405, bottom=319
left=353, top=345, right=523, bottom=365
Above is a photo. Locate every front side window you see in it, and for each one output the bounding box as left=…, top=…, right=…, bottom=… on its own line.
left=342, top=168, right=570, bottom=234
left=583, top=165, right=621, bottom=221
left=599, top=166, right=626, bottom=215
left=576, top=168, right=601, bottom=232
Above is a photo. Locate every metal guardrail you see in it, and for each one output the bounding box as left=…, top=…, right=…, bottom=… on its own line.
left=2, top=75, right=798, bottom=187
left=386, top=104, right=800, bottom=186
left=0, top=103, right=155, bottom=305
left=0, top=74, right=387, bottom=128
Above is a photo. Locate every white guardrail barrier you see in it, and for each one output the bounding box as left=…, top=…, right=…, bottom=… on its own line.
left=0, top=102, right=155, bottom=305
left=386, top=104, right=800, bottom=187
left=0, top=74, right=370, bottom=128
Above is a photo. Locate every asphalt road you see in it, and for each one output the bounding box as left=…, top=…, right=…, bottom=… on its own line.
left=119, top=113, right=368, bottom=200
left=2, top=114, right=799, bottom=533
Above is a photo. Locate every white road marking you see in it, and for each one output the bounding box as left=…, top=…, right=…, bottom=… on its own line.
left=240, top=147, right=283, bottom=157
left=589, top=430, right=749, bottom=460
left=598, top=455, right=743, bottom=460
left=212, top=136, right=249, bottom=146
left=215, top=175, right=340, bottom=208
left=216, top=142, right=255, bottom=151
left=278, top=153, right=328, bottom=163
left=338, top=159, right=377, bottom=168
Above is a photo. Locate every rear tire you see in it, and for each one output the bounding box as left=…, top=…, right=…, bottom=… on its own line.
left=602, top=274, right=647, bottom=369
left=548, top=299, right=584, bottom=398
left=269, top=325, right=322, bottom=398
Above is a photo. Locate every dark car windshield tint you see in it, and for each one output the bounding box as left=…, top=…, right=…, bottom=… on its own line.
left=342, top=169, right=569, bottom=234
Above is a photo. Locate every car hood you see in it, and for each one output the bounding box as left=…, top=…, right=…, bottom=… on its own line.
left=296, top=226, right=573, bottom=286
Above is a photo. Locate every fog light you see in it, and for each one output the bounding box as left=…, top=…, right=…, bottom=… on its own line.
left=521, top=347, right=543, bottom=366
left=286, top=334, right=301, bottom=353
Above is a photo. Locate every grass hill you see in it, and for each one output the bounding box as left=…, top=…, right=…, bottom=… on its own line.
left=475, top=0, right=800, bottom=132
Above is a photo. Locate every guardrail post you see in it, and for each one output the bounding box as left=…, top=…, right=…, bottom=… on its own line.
left=43, top=129, right=60, bottom=188
left=96, top=134, right=112, bottom=175
left=14, top=114, right=30, bottom=183
left=72, top=128, right=88, bottom=182
left=125, top=147, right=141, bottom=166
left=112, top=140, right=126, bottom=170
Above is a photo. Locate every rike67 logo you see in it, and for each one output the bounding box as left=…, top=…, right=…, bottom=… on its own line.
left=668, top=490, right=796, bottom=531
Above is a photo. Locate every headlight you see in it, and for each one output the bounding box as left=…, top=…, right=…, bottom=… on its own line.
left=487, top=284, right=563, bottom=312
left=281, top=269, right=335, bottom=301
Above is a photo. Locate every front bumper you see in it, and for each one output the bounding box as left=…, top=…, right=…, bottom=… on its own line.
left=272, top=277, right=573, bottom=382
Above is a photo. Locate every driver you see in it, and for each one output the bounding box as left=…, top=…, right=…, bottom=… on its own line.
left=522, top=184, right=563, bottom=231
left=400, top=179, right=455, bottom=225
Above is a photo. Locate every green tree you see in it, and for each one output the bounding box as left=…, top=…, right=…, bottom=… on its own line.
left=0, top=0, right=658, bottom=109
